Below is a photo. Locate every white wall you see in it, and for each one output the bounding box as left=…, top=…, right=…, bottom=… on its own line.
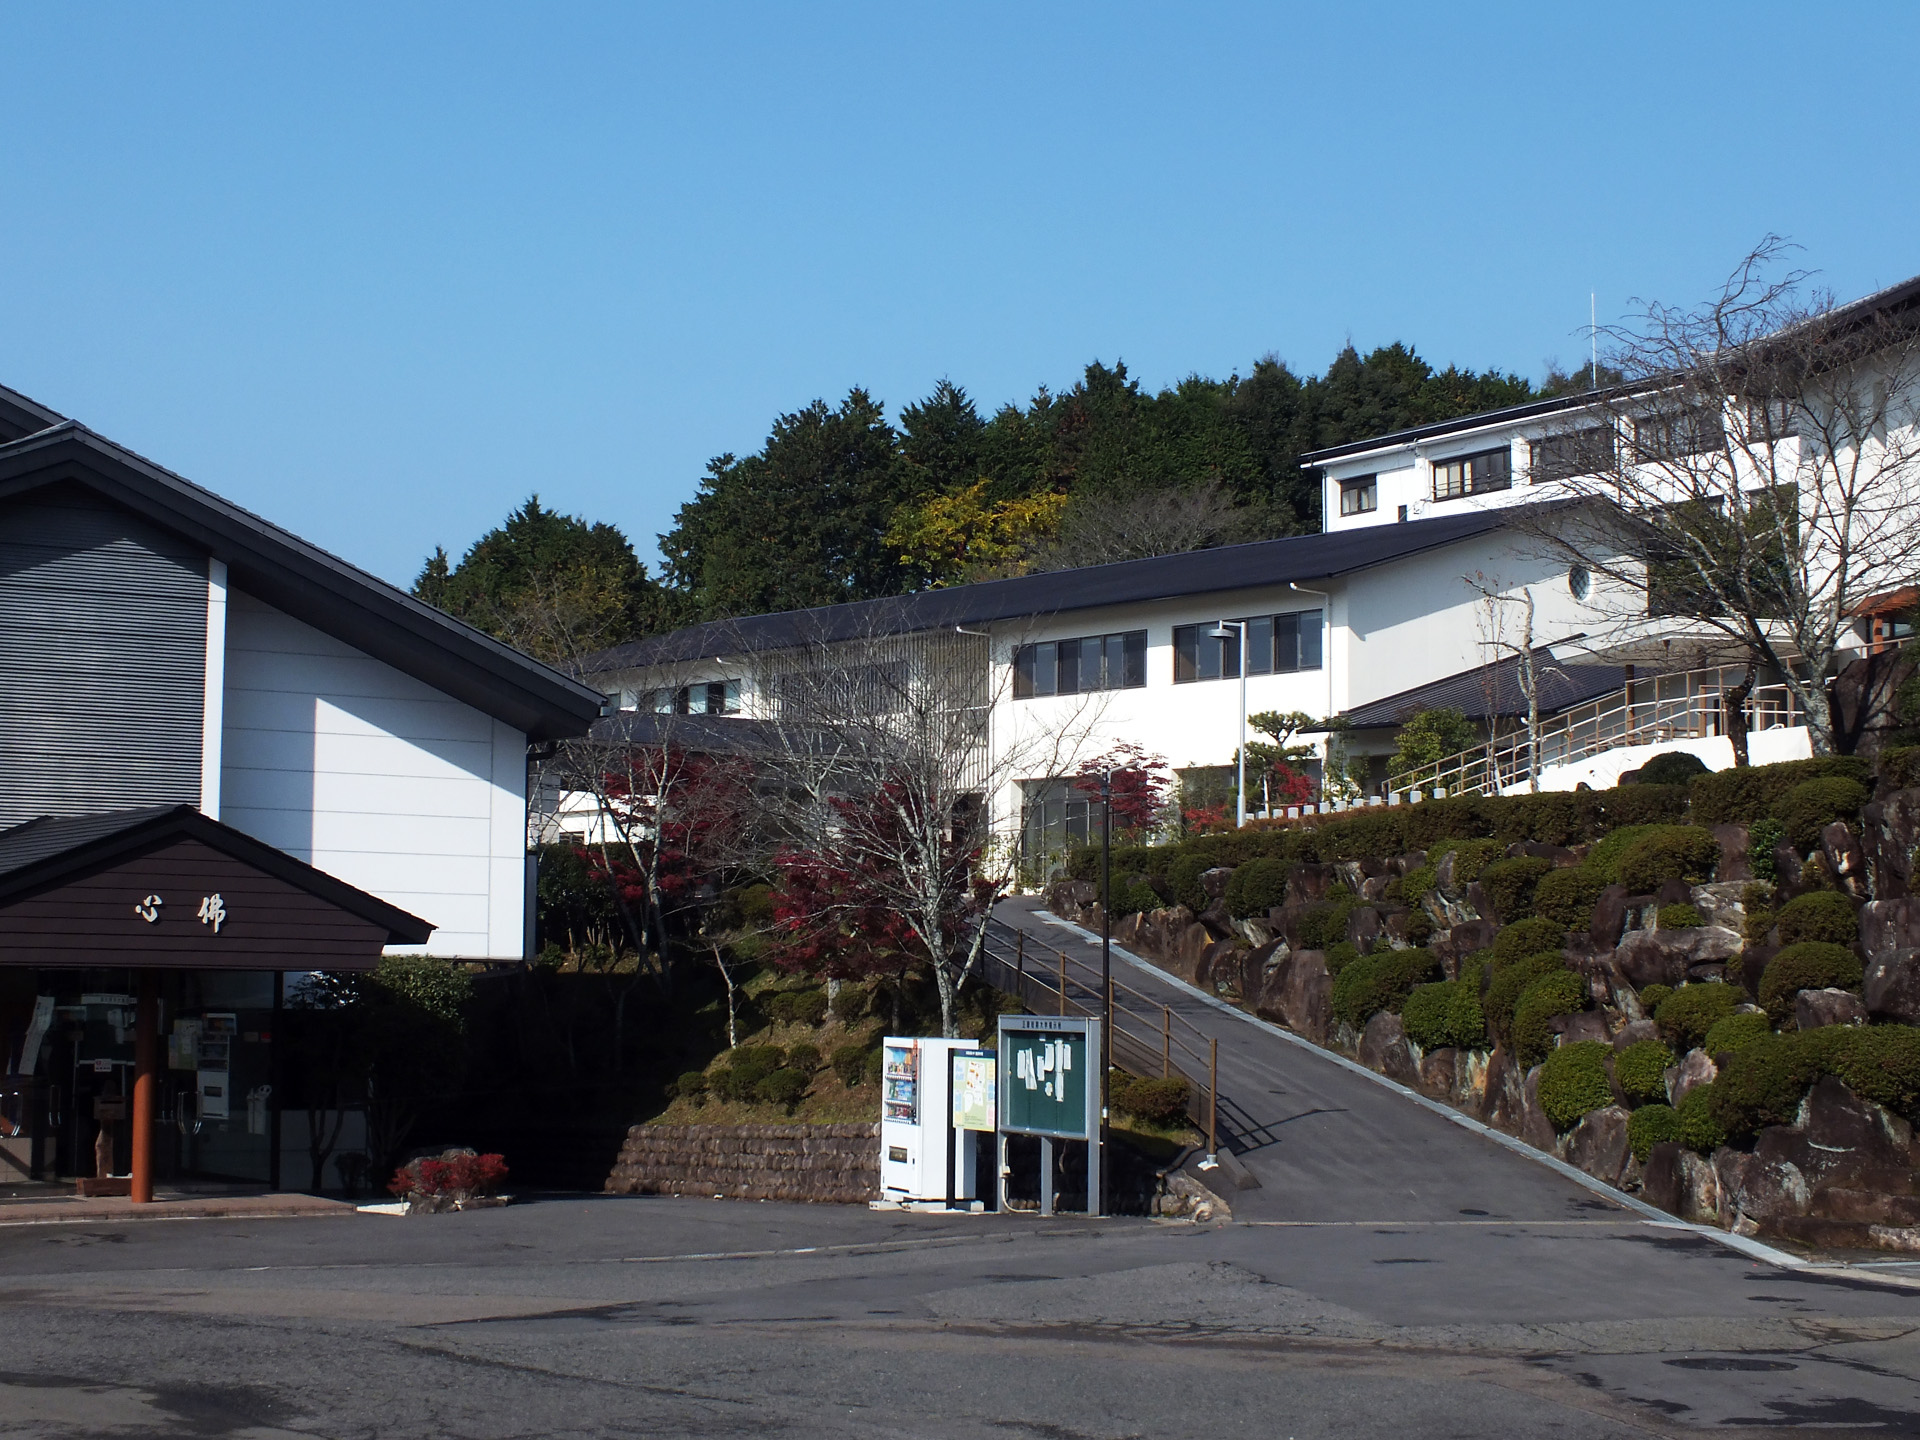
left=220, top=590, right=528, bottom=959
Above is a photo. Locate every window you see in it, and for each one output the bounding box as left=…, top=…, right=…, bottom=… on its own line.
left=1174, top=610, right=1321, bottom=682
left=1529, top=425, right=1615, bottom=482
left=1635, top=406, right=1725, bottom=460
left=1013, top=630, right=1147, bottom=698
left=1338, top=475, right=1378, bottom=516
left=633, top=681, right=740, bottom=715
left=1431, top=446, right=1512, bottom=500
left=1742, top=397, right=1797, bottom=445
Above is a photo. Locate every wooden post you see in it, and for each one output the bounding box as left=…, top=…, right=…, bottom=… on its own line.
left=1162, top=1006, right=1171, bottom=1078
left=131, top=972, right=158, bottom=1204
left=1057, top=948, right=1067, bottom=1016
left=1208, top=1037, right=1218, bottom=1159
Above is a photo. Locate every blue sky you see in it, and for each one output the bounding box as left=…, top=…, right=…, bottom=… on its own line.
left=5, top=4, right=1918, bottom=588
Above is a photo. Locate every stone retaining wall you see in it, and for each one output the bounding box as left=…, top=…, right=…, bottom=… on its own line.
left=605, top=1123, right=878, bottom=1204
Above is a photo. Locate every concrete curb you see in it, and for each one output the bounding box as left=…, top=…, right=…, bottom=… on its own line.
left=1026, top=907, right=1809, bottom=1272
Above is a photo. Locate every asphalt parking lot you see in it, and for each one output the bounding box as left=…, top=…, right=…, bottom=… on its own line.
left=2, top=1195, right=1917, bottom=1438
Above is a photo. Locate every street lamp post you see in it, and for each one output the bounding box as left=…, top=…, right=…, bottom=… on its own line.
left=1098, top=765, right=1111, bottom=1219
left=1210, top=621, right=1249, bottom=827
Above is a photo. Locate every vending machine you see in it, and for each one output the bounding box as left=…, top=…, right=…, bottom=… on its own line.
left=877, top=1036, right=985, bottom=1209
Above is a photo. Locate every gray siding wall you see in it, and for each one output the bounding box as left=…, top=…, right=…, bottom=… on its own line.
left=0, top=483, right=207, bottom=827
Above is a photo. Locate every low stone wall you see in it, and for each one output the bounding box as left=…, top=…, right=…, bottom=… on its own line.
left=605, top=1123, right=878, bottom=1205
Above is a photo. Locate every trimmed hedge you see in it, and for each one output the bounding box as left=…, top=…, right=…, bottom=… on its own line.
left=1168, top=851, right=1214, bottom=912
left=1702, top=1010, right=1773, bottom=1056
left=1480, top=855, right=1553, bottom=921
left=1585, top=824, right=1669, bottom=885
left=1223, top=857, right=1289, bottom=918
left=1485, top=950, right=1569, bottom=1043
left=1401, top=978, right=1488, bottom=1051
left=1325, top=941, right=1361, bottom=975
left=1758, top=942, right=1864, bottom=1024
left=1614, top=826, right=1720, bottom=894
left=1633, top=750, right=1711, bottom=786
left=1773, top=890, right=1858, bottom=947
left=1109, top=1072, right=1191, bottom=1127
left=1538, top=1041, right=1613, bottom=1130
left=1112, top=879, right=1165, bottom=917
left=1447, top=838, right=1508, bottom=888
left=1638, top=982, right=1675, bottom=1013
left=1533, top=866, right=1607, bottom=929
left=1629, top=1103, right=1682, bottom=1160
left=1330, top=948, right=1440, bottom=1029
left=1881, top=743, right=1920, bottom=792
left=1653, top=984, right=1743, bottom=1050
left=1657, top=903, right=1704, bottom=929
left=1689, top=755, right=1873, bottom=826
left=1677, top=1085, right=1727, bottom=1152
left=1512, top=969, right=1589, bottom=1068
left=1299, top=892, right=1366, bottom=949
left=1491, top=916, right=1569, bottom=966
left=1614, top=1038, right=1673, bottom=1105
left=1699, top=1024, right=1920, bottom=1142
left=1774, top=776, right=1869, bottom=851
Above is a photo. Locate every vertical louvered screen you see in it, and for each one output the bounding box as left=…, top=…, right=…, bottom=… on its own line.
left=0, top=482, right=207, bottom=828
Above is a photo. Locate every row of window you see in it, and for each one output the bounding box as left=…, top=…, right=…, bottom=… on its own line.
left=622, top=681, right=741, bottom=715
left=1013, top=613, right=1323, bottom=697
left=1337, top=405, right=1792, bottom=512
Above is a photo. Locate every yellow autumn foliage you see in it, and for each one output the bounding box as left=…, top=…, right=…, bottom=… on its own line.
left=886, top=480, right=1068, bottom=586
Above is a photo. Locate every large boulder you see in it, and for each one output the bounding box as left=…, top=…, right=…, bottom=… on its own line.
left=1286, top=863, right=1338, bottom=905
left=1518, top=1065, right=1557, bottom=1152
left=1176, top=923, right=1215, bottom=981
left=1795, top=987, right=1868, bottom=1030
left=1345, top=905, right=1384, bottom=952
left=1717, top=1151, right=1812, bottom=1230
left=1610, top=925, right=1743, bottom=989
left=1864, top=948, right=1920, bottom=1023
left=1589, top=885, right=1654, bottom=950
left=1358, top=1011, right=1418, bottom=1086
left=1665, top=1048, right=1718, bottom=1106
left=1514, top=840, right=1579, bottom=867
left=1269, top=950, right=1331, bottom=1044
left=1199, top=866, right=1234, bottom=900
left=1431, top=918, right=1497, bottom=980
left=1557, top=1010, right=1612, bottom=1046
left=1688, top=882, right=1749, bottom=934
left=1197, top=905, right=1237, bottom=941
left=1565, top=1105, right=1632, bottom=1186
left=1612, top=1017, right=1660, bottom=1049
left=1484, top=1047, right=1527, bottom=1128
left=1860, top=898, right=1920, bottom=960
left=1711, top=825, right=1751, bottom=884
left=1821, top=822, right=1871, bottom=900
left=1757, top=1077, right=1914, bottom=1196
left=1644, top=1143, right=1724, bottom=1223
left=1862, top=786, right=1920, bottom=899
left=1417, top=1046, right=1457, bottom=1099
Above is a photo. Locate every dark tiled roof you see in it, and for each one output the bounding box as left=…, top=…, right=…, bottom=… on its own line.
left=0, top=807, right=176, bottom=877
left=1336, top=650, right=1627, bottom=729
left=585, top=506, right=1518, bottom=672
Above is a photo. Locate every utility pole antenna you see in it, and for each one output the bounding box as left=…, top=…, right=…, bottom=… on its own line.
left=1590, top=291, right=1598, bottom=391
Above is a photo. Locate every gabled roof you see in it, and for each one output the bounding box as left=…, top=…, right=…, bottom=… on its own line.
left=1333, top=648, right=1627, bottom=730
left=0, top=390, right=605, bottom=740
left=585, top=505, right=1518, bottom=672
left=0, top=805, right=433, bottom=944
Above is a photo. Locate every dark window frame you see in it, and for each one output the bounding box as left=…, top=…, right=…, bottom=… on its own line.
left=1529, top=425, right=1616, bottom=483
left=1173, top=609, right=1322, bottom=683
left=1338, top=475, right=1378, bottom=516
left=1012, top=629, right=1148, bottom=699
left=1431, top=446, right=1513, bottom=501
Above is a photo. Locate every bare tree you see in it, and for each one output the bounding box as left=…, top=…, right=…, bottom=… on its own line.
left=1031, top=480, right=1275, bottom=570
left=1468, top=573, right=1542, bottom=792
left=740, top=617, right=1105, bottom=1038
left=1514, top=239, right=1920, bottom=754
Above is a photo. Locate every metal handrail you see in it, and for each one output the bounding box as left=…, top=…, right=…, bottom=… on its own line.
left=975, top=919, right=1219, bottom=1151
left=1383, top=664, right=1806, bottom=800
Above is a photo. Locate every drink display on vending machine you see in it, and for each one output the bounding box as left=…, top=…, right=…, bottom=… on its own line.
left=877, top=1036, right=982, bottom=1208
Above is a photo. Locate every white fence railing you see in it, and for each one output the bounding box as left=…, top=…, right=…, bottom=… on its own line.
left=1385, top=665, right=1805, bottom=800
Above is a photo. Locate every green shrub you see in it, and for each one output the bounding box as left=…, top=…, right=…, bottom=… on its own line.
left=1330, top=949, right=1440, bottom=1028
left=1629, top=1103, right=1682, bottom=1160
left=1314, top=811, right=1409, bottom=863
left=1584, top=824, right=1667, bottom=885
left=1658, top=902, right=1704, bottom=928
left=1109, top=1072, right=1191, bottom=1127
left=1745, top=906, right=1778, bottom=944
left=1677, top=1085, right=1727, bottom=1152
left=1403, top=910, right=1435, bottom=945
left=1223, top=857, right=1289, bottom=918
left=1758, top=942, right=1863, bottom=1023
left=1614, top=1039, right=1673, bottom=1105
left=1633, top=750, right=1712, bottom=786
left=1490, top=791, right=1595, bottom=847
left=1325, top=940, right=1361, bottom=975
left=1533, top=867, right=1607, bottom=929
left=1512, top=969, right=1589, bottom=1068
left=830, top=986, right=869, bottom=1024
left=1689, top=755, right=1873, bottom=825
left=1615, top=826, right=1720, bottom=894
left=1638, top=983, right=1674, bottom=1013
left=1168, top=852, right=1214, bottom=912
left=1112, top=879, right=1165, bottom=917
left=1298, top=891, right=1364, bottom=949
left=1492, top=916, right=1570, bottom=966
left=785, top=1042, right=822, bottom=1073
left=1881, top=743, right=1920, bottom=791
left=1480, top=855, right=1553, bottom=920
left=754, top=1068, right=810, bottom=1110
left=1448, top=838, right=1507, bottom=887
left=1830, top=1023, right=1920, bottom=1116
left=1399, top=863, right=1440, bottom=902
left=1747, top=817, right=1785, bottom=884
left=1699, top=1025, right=1920, bottom=1142
left=1401, top=978, right=1488, bottom=1051
left=1537, top=1041, right=1613, bottom=1129
left=1593, top=783, right=1693, bottom=829
left=1702, top=1011, right=1773, bottom=1056
left=830, top=1043, right=872, bottom=1088
left=1485, top=951, right=1569, bottom=1043
left=1654, top=984, right=1742, bottom=1050
left=1773, top=890, right=1859, bottom=946
left=1400, top=796, right=1493, bottom=849
left=671, top=1070, right=710, bottom=1102
left=765, top=989, right=829, bottom=1026
left=1774, top=776, right=1870, bottom=850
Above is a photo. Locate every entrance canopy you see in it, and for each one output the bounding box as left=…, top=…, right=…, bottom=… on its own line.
left=0, top=805, right=432, bottom=970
